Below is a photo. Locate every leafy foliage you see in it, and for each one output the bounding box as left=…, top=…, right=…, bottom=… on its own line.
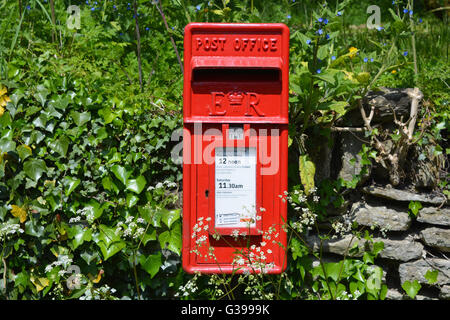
left=0, top=0, right=448, bottom=300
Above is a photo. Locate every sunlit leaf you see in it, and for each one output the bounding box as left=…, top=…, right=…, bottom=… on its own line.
left=299, top=154, right=315, bottom=195
left=11, top=205, right=27, bottom=223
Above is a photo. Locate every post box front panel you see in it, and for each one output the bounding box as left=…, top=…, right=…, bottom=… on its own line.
left=183, top=123, right=288, bottom=273
left=183, top=23, right=289, bottom=274
left=183, top=23, right=289, bottom=124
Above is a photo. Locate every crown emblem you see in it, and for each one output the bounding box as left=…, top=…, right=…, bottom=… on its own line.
left=227, top=90, right=245, bottom=106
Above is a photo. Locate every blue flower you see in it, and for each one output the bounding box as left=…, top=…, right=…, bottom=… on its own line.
left=409, top=10, right=413, bottom=16
left=306, top=39, right=312, bottom=45
left=287, top=15, right=291, bottom=19
left=403, top=51, right=408, bottom=56
left=376, top=26, right=384, bottom=31
left=316, top=69, right=321, bottom=74
left=418, top=18, right=423, bottom=23
left=337, top=11, right=342, bottom=16
left=331, top=56, right=336, bottom=61
left=318, top=18, right=323, bottom=23
left=403, top=8, right=408, bottom=14
left=325, top=34, right=330, bottom=40
left=26, top=5, right=30, bottom=10
left=91, top=7, right=95, bottom=11
left=323, top=18, right=328, bottom=25
left=363, top=57, right=368, bottom=63
left=145, top=27, right=150, bottom=31
left=370, top=58, right=374, bottom=62
left=317, top=29, right=323, bottom=35
left=86, top=1, right=89, bottom=4
left=392, top=0, right=395, bottom=4
left=196, top=4, right=201, bottom=11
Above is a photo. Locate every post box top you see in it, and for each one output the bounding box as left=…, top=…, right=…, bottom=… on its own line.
left=183, top=23, right=290, bottom=124
left=184, top=23, right=289, bottom=59
left=185, top=22, right=289, bottom=35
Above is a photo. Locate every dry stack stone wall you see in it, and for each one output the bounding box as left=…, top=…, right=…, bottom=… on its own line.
left=307, top=88, right=449, bottom=300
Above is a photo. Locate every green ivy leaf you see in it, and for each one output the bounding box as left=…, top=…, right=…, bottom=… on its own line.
left=98, top=108, right=117, bottom=124
left=161, top=209, right=180, bottom=229
left=139, top=252, right=162, bottom=278
left=372, top=241, right=385, bottom=257
left=126, top=193, right=139, bottom=208
left=0, top=138, right=16, bottom=153
left=52, top=135, right=70, bottom=157
left=24, top=220, right=45, bottom=237
left=324, top=262, right=341, bottom=282
left=23, top=159, right=47, bottom=182
left=70, top=111, right=91, bottom=127
left=32, top=113, right=47, bottom=129
left=16, top=144, right=32, bottom=161
left=102, top=175, right=120, bottom=194
left=126, top=175, right=146, bottom=194
left=64, top=176, right=81, bottom=196
left=80, top=251, right=100, bottom=265
left=408, top=201, right=422, bottom=216
left=85, top=199, right=106, bottom=220
left=111, top=164, right=132, bottom=185
left=402, top=280, right=421, bottom=299
left=158, top=221, right=181, bottom=255
left=424, top=269, right=438, bottom=285
left=34, top=85, right=49, bottom=107
left=68, top=225, right=92, bottom=250
left=94, top=224, right=126, bottom=261
left=141, top=229, right=157, bottom=246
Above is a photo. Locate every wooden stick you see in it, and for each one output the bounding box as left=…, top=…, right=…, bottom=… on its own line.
left=133, top=0, right=143, bottom=92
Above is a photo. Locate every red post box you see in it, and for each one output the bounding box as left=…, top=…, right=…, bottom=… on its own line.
left=182, top=23, right=289, bottom=274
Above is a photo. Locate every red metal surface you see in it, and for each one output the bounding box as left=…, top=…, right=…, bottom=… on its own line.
left=182, top=23, right=289, bottom=274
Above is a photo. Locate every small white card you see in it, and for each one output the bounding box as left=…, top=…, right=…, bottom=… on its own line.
left=215, top=147, right=256, bottom=229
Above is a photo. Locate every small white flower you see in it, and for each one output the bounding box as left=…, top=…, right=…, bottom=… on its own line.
left=136, top=218, right=145, bottom=224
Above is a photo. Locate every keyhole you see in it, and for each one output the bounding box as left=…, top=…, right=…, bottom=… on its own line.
left=205, top=189, right=209, bottom=198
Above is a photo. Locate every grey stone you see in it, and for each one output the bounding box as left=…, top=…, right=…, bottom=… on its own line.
left=338, top=132, right=370, bottom=185
left=350, top=202, right=411, bottom=231
left=306, top=233, right=422, bottom=262
left=336, top=87, right=416, bottom=127
left=439, top=285, right=450, bottom=300
left=309, top=136, right=333, bottom=184
left=415, top=294, right=437, bottom=300
left=306, top=234, right=361, bottom=257
left=385, top=288, right=405, bottom=300
left=417, top=207, right=450, bottom=227
left=398, top=259, right=450, bottom=286
left=374, top=237, right=423, bottom=262
left=420, top=227, right=450, bottom=252
left=362, top=186, right=447, bottom=205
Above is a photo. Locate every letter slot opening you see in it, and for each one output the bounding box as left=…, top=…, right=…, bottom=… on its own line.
left=192, top=68, right=280, bottom=83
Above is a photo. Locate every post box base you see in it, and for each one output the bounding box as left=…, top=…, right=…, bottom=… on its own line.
left=182, top=262, right=287, bottom=275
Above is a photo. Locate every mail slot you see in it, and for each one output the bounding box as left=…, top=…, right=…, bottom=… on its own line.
left=182, top=23, right=289, bottom=274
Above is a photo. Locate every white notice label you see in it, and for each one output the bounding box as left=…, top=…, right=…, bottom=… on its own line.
left=215, top=147, right=256, bottom=229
